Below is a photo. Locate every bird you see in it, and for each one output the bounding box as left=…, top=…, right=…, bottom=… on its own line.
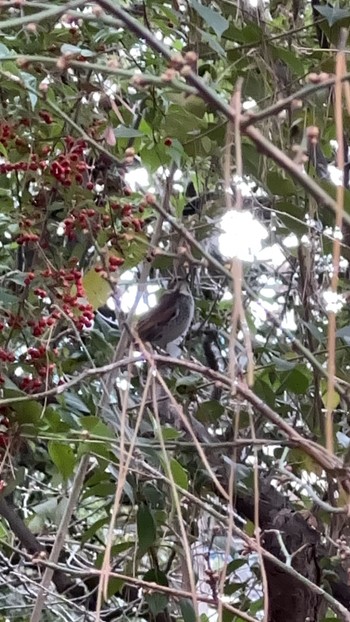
left=136, top=280, right=194, bottom=349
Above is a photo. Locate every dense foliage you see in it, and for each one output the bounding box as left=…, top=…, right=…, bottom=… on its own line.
left=2, top=1, right=350, bottom=621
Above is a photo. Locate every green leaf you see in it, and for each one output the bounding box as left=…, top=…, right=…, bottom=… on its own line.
left=81, top=517, right=109, bottom=545
left=48, top=441, right=76, bottom=480
left=266, top=171, right=296, bottom=196
left=0, top=141, right=8, bottom=158
left=143, top=483, right=165, bottom=509
left=0, top=519, right=8, bottom=539
left=137, top=504, right=156, bottom=553
left=32, top=497, right=57, bottom=519
left=304, top=322, right=325, bottom=343
left=179, top=599, right=196, bottom=622
left=196, top=400, right=225, bottom=423
left=61, top=44, right=82, bottom=55
left=20, top=72, right=37, bottom=109
left=0, top=288, right=19, bottom=305
left=170, top=458, right=188, bottom=491
left=0, top=43, right=13, bottom=56
left=166, top=138, right=185, bottom=167
left=199, top=29, right=226, bottom=56
left=175, top=374, right=202, bottom=391
left=143, top=569, right=168, bottom=614
left=190, top=0, right=228, bottom=38
left=241, top=22, right=263, bottom=43
left=83, top=269, right=112, bottom=310
left=60, top=392, right=91, bottom=414
left=82, top=482, right=115, bottom=499
left=81, top=416, right=115, bottom=438
left=278, top=366, right=310, bottom=395
left=145, top=592, right=168, bottom=616
left=313, top=5, right=350, bottom=26
left=161, top=427, right=181, bottom=441
left=118, top=234, right=148, bottom=271
left=253, top=378, right=276, bottom=408
left=337, top=325, right=350, bottom=344
left=61, top=43, right=96, bottom=58
left=114, top=125, right=144, bottom=138
left=269, top=355, right=296, bottom=371
left=270, top=46, right=305, bottom=76
left=321, top=379, right=340, bottom=409
left=7, top=395, right=42, bottom=425
left=106, top=576, right=125, bottom=598
left=164, top=104, right=206, bottom=142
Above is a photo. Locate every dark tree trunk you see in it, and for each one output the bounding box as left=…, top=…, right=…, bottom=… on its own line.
left=262, top=509, right=324, bottom=622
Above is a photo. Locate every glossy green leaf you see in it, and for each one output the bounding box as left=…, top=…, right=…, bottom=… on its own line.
left=179, top=599, right=196, bottom=622
left=196, top=400, right=225, bottom=423
left=143, top=569, right=168, bottom=614
left=137, top=504, right=157, bottom=553
left=170, top=458, right=188, bottom=491
left=278, top=366, right=310, bottom=395
left=48, top=441, right=76, bottom=480
left=313, top=5, right=350, bottom=26
left=266, top=171, right=296, bottom=196
left=190, top=0, right=228, bottom=38
left=114, top=125, right=144, bottom=138
left=83, top=269, right=112, bottom=310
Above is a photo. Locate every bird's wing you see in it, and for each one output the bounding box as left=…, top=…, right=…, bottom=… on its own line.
left=136, top=290, right=178, bottom=341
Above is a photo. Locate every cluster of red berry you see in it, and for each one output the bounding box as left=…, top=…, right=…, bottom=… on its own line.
left=95, top=254, right=125, bottom=276
left=0, top=116, right=51, bottom=150
left=0, top=265, right=95, bottom=391
left=19, top=376, right=44, bottom=392
left=19, top=345, right=56, bottom=392
left=0, top=132, right=94, bottom=194
left=50, top=136, right=93, bottom=188
left=30, top=267, right=94, bottom=332
left=17, top=232, right=40, bottom=245
left=0, top=153, right=47, bottom=175
left=63, top=208, right=101, bottom=241
left=0, top=121, right=16, bottom=145
left=27, top=310, right=61, bottom=337
left=0, top=348, right=15, bottom=363
left=109, top=201, right=144, bottom=232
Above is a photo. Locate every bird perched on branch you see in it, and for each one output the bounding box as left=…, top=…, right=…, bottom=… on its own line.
left=136, top=280, right=194, bottom=350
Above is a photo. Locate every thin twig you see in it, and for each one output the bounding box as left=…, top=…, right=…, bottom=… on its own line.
left=249, top=409, right=269, bottom=622
left=0, top=0, right=86, bottom=29
left=151, top=376, right=199, bottom=618
left=95, top=367, right=153, bottom=619
left=30, top=454, right=90, bottom=622
left=325, top=30, right=347, bottom=454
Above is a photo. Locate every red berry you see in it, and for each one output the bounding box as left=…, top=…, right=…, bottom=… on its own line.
left=76, top=162, right=87, bottom=172
left=109, top=255, right=125, bottom=267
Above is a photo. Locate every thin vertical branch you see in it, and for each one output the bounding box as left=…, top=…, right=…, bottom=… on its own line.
left=151, top=376, right=199, bottom=619
left=30, top=454, right=90, bottom=622
left=226, top=79, right=254, bottom=387
left=325, top=30, right=347, bottom=454
left=95, top=366, right=154, bottom=619
left=249, top=409, right=269, bottom=622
